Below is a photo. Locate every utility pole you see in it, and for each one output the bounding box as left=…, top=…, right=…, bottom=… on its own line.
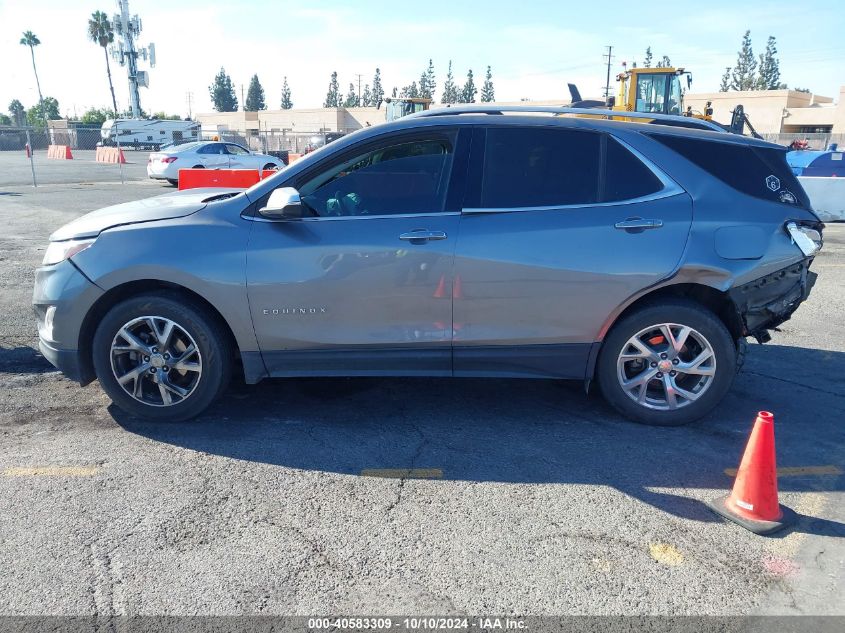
left=603, top=45, right=614, bottom=106
left=186, top=91, right=194, bottom=119
left=355, top=73, right=363, bottom=107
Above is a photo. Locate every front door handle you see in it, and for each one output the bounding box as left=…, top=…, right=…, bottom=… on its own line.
left=399, top=229, right=447, bottom=243
left=614, top=218, right=664, bottom=230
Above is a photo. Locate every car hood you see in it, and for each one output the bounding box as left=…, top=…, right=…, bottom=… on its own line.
left=50, top=188, right=242, bottom=241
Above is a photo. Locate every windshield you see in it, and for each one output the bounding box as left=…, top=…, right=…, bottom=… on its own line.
left=635, top=74, right=669, bottom=114
left=668, top=76, right=683, bottom=115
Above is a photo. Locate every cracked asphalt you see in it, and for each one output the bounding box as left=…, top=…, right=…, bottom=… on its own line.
left=0, top=157, right=843, bottom=618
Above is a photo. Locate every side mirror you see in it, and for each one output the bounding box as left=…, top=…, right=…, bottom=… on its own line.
left=258, top=187, right=304, bottom=219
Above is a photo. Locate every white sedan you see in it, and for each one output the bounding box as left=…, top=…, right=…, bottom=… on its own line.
left=147, top=141, right=282, bottom=185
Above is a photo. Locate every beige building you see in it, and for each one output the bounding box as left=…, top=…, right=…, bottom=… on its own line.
left=198, top=86, right=845, bottom=151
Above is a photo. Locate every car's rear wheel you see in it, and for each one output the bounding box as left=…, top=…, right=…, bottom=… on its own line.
left=596, top=299, right=737, bottom=426
left=192, top=164, right=204, bottom=169
left=92, top=293, right=232, bottom=421
left=166, top=178, right=178, bottom=186
left=262, top=162, right=277, bottom=171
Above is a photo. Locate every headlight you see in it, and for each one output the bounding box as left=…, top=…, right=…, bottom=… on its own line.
left=42, top=238, right=96, bottom=266
left=786, top=222, right=822, bottom=257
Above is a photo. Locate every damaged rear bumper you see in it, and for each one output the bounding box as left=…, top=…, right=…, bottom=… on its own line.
left=729, top=258, right=817, bottom=343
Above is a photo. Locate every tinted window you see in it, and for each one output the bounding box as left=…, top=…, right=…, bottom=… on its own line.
left=604, top=137, right=663, bottom=202
left=649, top=134, right=810, bottom=208
left=226, top=143, right=250, bottom=155
left=299, top=138, right=454, bottom=217
left=481, top=128, right=600, bottom=207
left=197, top=143, right=223, bottom=155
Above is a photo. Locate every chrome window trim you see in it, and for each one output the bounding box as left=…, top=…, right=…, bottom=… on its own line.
left=464, top=133, right=684, bottom=214
left=247, top=211, right=461, bottom=223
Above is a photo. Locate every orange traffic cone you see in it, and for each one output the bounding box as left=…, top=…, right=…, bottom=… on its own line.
left=707, top=411, right=795, bottom=535
left=433, top=275, right=447, bottom=299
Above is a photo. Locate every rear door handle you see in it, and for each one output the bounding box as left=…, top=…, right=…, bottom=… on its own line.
left=614, top=218, right=664, bottom=230
left=399, top=229, right=447, bottom=243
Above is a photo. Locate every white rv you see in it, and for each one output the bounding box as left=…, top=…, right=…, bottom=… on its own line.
left=100, top=119, right=199, bottom=150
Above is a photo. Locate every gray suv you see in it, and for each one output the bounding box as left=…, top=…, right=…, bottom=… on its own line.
left=33, top=106, right=823, bottom=425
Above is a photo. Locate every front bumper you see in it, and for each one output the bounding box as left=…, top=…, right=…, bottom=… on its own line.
left=729, top=258, right=817, bottom=343
left=33, top=259, right=104, bottom=385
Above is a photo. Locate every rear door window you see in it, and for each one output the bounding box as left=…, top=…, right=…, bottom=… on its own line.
left=649, top=134, right=810, bottom=207
left=480, top=127, right=601, bottom=207
left=604, top=137, right=664, bottom=202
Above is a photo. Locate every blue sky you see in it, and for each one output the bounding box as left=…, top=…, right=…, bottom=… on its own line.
left=1, top=0, right=843, bottom=117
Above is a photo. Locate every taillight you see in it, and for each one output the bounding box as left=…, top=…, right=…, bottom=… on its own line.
left=162, top=156, right=177, bottom=164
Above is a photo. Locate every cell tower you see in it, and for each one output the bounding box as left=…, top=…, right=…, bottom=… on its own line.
left=110, top=0, right=156, bottom=119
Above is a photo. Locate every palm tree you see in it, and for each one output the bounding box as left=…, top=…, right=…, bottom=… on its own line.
left=20, top=31, right=47, bottom=126
left=87, top=11, right=118, bottom=113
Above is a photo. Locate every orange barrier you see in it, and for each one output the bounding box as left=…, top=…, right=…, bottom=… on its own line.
left=178, top=169, right=276, bottom=190
left=707, top=411, right=795, bottom=535
left=95, top=146, right=127, bottom=164
left=47, top=145, right=73, bottom=160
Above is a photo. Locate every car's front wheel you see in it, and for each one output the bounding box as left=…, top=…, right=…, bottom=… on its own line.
left=92, top=293, right=232, bottom=421
left=596, top=299, right=737, bottom=426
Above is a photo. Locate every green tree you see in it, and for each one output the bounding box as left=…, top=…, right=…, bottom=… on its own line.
left=643, top=47, right=653, bottom=68
left=80, top=107, right=116, bottom=124
left=441, top=60, right=458, bottom=104
left=419, top=70, right=431, bottom=99
left=245, top=74, right=266, bottom=110
left=719, top=67, right=731, bottom=92
left=459, top=69, right=477, bottom=103
left=27, top=96, right=59, bottom=129
left=656, top=55, right=672, bottom=68
left=151, top=111, right=181, bottom=120
left=371, top=68, right=384, bottom=107
left=391, top=87, right=398, bottom=98
left=324, top=71, right=340, bottom=107
left=209, top=67, right=238, bottom=112
left=361, top=84, right=372, bottom=107
left=87, top=11, right=118, bottom=113
left=9, top=99, right=26, bottom=126
left=793, top=87, right=811, bottom=93
left=20, top=31, right=47, bottom=126
left=401, top=81, right=419, bottom=98
left=424, top=59, right=436, bottom=101
left=280, top=76, right=293, bottom=109
left=730, top=30, right=758, bottom=91
left=480, top=66, right=495, bottom=102
left=757, top=36, right=784, bottom=90
left=0, top=114, right=11, bottom=125
left=343, top=82, right=359, bottom=107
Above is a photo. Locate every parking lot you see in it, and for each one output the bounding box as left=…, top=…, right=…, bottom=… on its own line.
left=0, top=151, right=843, bottom=618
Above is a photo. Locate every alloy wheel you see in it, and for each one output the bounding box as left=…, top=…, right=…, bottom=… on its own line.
left=110, top=316, right=203, bottom=407
left=616, top=322, right=716, bottom=411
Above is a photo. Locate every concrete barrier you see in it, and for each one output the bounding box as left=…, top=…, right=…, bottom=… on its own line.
left=47, top=145, right=73, bottom=160
left=799, top=177, right=845, bottom=222
left=95, top=146, right=127, bottom=164
left=178, top=169, right=277, bottom=190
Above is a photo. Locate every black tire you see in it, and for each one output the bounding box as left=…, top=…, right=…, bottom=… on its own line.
left=166, top=178, right=178, bottom=186
left=92, top=293, right=232, bottom=422
left=596, top=299, right=737, bottom=426
left=262, top=162, right=277, bottom=171
left=192, top=164, right=204, bottom=169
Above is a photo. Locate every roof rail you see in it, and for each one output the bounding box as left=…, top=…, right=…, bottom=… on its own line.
left=407, top=104, right=727, bottom=133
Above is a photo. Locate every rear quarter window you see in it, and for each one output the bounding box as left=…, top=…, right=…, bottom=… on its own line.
left=648, top=134, right=810, bottom=208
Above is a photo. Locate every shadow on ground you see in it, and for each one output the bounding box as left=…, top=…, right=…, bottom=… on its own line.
left=104, top=344, right=845, bottom=535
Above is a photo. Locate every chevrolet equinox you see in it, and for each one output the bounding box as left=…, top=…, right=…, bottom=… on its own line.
left=33, top=106, right=823, bottom=425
